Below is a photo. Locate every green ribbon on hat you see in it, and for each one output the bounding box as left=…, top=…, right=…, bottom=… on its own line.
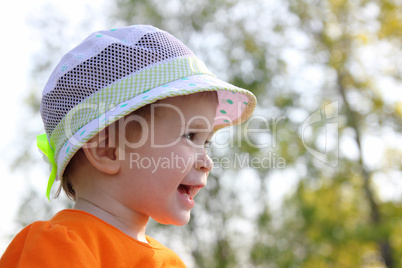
left=37, top=134, right=57, bottom=201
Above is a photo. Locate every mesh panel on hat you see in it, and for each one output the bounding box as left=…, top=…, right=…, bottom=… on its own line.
left=41, top=31, right=194, bottom=137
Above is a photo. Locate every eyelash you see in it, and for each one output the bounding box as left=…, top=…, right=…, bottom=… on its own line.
left=204, top=140, right=213, bottom=148
left=183, top=132, right=212, bottom=148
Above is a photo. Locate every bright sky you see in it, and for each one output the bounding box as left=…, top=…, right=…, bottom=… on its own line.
left=0, top=0, right=109, bottom=254
left=0, top=0, right=36, bottom=253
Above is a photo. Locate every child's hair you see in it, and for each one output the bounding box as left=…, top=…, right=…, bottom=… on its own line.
left=37, top=25, right=256, bottom=200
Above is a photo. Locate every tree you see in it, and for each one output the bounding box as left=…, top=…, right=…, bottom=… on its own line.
left=251, top=0, right=402, bottom=267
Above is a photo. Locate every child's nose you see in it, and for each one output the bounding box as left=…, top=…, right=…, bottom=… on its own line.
left=195, top=151, right=213, bottom=173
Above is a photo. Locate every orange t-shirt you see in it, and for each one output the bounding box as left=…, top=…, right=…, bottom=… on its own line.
left=0, top=209, right=186, bottom=267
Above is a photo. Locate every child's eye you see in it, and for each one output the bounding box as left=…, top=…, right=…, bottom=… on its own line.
left=183, top=132, right=196, bottom=141
left=183, top=133, right=212, bottom=148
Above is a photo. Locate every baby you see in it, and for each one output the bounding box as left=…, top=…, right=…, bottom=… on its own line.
left=0, top=25, right=256, bottom=267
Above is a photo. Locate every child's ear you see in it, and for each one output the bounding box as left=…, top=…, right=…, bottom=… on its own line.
left=82, top=128, right=120, bottom=175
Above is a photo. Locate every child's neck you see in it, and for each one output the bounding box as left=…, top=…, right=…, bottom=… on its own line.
left=73, top=198, right=149, bottom=243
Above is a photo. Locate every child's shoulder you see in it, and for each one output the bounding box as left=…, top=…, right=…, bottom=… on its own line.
left=0, top=210, right=98, bottom=267
left=9, top=210, right=91, bottom=245
left=1, top=210, right=113, bottom=267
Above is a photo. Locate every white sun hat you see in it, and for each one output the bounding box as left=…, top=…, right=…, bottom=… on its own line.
left=37, top=25, right=257, bottom=199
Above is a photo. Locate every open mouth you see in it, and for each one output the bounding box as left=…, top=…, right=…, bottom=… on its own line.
left=177, top=184, right=202, bottom=199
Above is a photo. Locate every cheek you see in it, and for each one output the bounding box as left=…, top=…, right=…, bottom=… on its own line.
left=156, top=147, right=195, bottom=174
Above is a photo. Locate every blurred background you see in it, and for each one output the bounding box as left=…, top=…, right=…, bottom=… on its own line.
left=0, top=0, right=401, bottom=267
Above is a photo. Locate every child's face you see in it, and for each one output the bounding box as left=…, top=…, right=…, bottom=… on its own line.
left=117, top=92, right=217, bottom=225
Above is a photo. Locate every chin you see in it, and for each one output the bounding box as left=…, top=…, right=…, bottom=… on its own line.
left=174, top=218, right=190, bottom=226
left=153, top=214, right=191, bottom=226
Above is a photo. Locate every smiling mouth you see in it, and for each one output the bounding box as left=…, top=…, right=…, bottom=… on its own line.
left=177, top=184, right=202, bottom=199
